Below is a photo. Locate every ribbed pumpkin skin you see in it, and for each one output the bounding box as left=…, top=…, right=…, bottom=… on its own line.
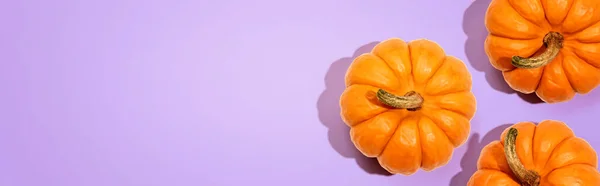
left=339, top=38, right=476, bottom=175
left=484, top=0, right=600, bottom=103
left=468, top=120, right=600, bottom=185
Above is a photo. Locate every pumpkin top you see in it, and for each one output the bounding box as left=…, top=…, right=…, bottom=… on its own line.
left=468, top=120, right=600, bottom=185
left=342, top=38, right=475, bottom=124
left=483, top=0, right=600, bottom=103
left=339, top=38, right=477, bottom=175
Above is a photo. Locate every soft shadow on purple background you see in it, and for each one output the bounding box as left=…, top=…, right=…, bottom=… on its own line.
left=449, top=123, right=511, bottom=186
left=463, top=0, right=543, bottom=104
left=317, top=41, right=392, bottom=176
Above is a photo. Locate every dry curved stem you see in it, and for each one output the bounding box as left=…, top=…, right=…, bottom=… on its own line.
left=504, top=128, right=540, bottom=186
left=512, top=32, right=564, bottom=69
left=376, top=89, right=423, bottom=111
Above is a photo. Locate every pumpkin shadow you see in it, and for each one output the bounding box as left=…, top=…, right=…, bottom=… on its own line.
left=449, top=123, right=512, bottom=186
left=317, top=41, right=391, bottom=176
left=463, top=0, right=543, bottom=104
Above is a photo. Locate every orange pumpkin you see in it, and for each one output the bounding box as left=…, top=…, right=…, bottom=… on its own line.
left=339, top=38, right=477, bottom=175
left=484, top=0, right=600, bottom=103
left=468, top=120, right=600, bottom=185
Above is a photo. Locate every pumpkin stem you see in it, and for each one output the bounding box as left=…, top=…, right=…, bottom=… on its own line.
left=376, top=89, right=423, bottom=111
left=511, top=32, right=563, bottom=69
left=504, top=128, right=540, bottom=186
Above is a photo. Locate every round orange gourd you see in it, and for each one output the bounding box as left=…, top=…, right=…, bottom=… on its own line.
left=468, top=120, right=600, bottom=185
left=339, top=38, right=477, bottom=175
left=484, top=0, right=600, bottom=103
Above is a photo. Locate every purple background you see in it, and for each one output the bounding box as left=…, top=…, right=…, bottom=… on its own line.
left=3, top=0, right=600, bottom=185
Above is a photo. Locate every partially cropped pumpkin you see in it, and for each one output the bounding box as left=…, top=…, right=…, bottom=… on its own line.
left=468, top=120, right=600, bottom=185
left=339, top=38, right=477, bottom=175
left=484, top=0, right=600, bottom=103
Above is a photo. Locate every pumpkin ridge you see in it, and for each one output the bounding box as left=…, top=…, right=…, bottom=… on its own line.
left=489, top=32, right=542, bottom=41
left=544, top=163, right=599, bottom=186
left=550, top=0, right=577, bottom=29
left=535, top=53, right=577, bottom=102
left=340, top=84, right=391, bottom=126
left=560, top=50, right=584, bottom=93
left=441, top=106, right=468, bottom=119
left=567, top=21, right=600, bottom=42
left=532, top=66, right=546, bottom=92
left=486, top=140, right=518, bottom=176
left=344, top=53, right=403, bottom=89
left=426, top=99, right=470, bottom=119
left=479, top=168, right=519, bottom=182
left=424, top=84, right=471, bottom=97
left=422, top=110, right=468, bottom=147
left=565, top=46, right=600, bottom=69
left=418, top=115, right=455, bottom=170
left=506, top=0, right=549, bottom=31
left=407, top=40, right=446, bottom=89
left=485, top=35, right=541, bottom=72
left=543, top=136, right=599, bottom=176
left=346, top=108, right=390, bottom=128
left=375, top=115, right=421, bottom=174
left=486, top=0, right=545, bottom=39
left=415, top=116, right=425, bottom=169
left=421, top=55, right=475, bottom=100
left=545, top=163, right=598, bottom=178
left=345, top=83, right=396, bottom=91
left=562, top=23, right=598, bottom=36
left=530, top=63, right=548, bottom=94
left=530, top=124, right=538, bottom=172
left=539, top=0, right=575, bottom=28
left=374, top=50, right=404, bottom=88
left=421, top=56, right=447, bottom=90
left=539, top=0, right=547, bottom=25
left=539, top=136, right=575, bottom=176
left=376, top=117, right=402, bottom=157
left=352, top=110, right=407, bottom=156
left=571, top=37, right=600, bottom=44
left=559, top=0, right=600, bottom=34
left=407, top=41, right=415, bottom=83
left=502, top=65, right=545, bottom=94
left=476, top=169, right=512, bottom=186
